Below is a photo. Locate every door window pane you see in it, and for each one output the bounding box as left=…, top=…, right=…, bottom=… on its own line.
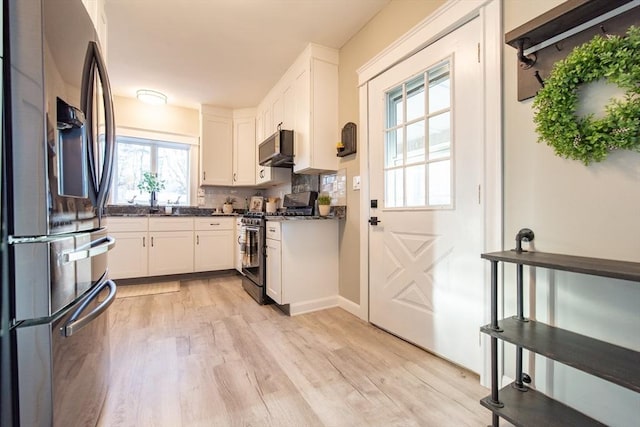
left=428, top=112, right=450, bottom=160
left=383, top=58, right=453, bottom=209
left=406, top=121, right=425, bottom=164
left=387, top=87, right=403, bottom=127
left=428, top=62, right=450, bottom=113
left=385, top=129, right=404, bottom=167
left=385, top=168, right=403, bottom=208
left=406, top=164, right=425, bottom=207
left=406, top=75, right=425, bottom=121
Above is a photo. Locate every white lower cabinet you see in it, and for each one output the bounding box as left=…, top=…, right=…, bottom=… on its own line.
left=194, top=217, right=234, bottom=272
left=265, top=219, right=338, bottom=315
left=109, top=216, right=237, bottom=279
left=148, top=230, right=194, bottom=276
left=108, top=217, right=149, bottom=280
left=266, top=231, right=282, bottom=303
left=148, top=217, right=195, bottom=276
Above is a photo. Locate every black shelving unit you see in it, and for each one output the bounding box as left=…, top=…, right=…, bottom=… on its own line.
left=480, top=240, right=640, bottom=426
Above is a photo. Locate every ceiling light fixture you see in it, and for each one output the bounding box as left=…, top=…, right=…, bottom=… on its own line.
left=136, top=89, right=167, bottom=105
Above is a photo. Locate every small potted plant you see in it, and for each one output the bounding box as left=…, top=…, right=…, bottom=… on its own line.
left=137, top=172, right=165, bottom=209
left=317, top=193, right=331, bottom=217
left=223, top=196, right=235, bottom=214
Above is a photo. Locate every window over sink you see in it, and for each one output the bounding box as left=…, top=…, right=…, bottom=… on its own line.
left=111, top=130, right=193, bottom=206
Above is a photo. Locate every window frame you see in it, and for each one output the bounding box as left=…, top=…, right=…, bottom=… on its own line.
left=110, top=128, right=197, bottom=206
left=383, top=57, right=454, bottom=211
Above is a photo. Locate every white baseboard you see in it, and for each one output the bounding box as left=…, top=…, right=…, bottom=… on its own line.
left=288, top=296, right=339, bottom=316
left=338, top=296, right=366, bottom=320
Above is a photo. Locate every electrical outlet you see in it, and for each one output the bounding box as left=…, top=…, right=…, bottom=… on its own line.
left=353, top=175, right=361, bottom=191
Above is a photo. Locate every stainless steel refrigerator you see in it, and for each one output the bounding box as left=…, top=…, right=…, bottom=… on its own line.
left=4, top=0, right=117, bottom=425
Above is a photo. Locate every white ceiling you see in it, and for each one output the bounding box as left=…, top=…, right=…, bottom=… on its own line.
left=105, top=0, right=391, bottom=109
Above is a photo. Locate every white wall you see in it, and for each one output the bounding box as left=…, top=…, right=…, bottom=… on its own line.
left=338, top=0, right=446, bottom=303
left=503, top=1, right=640, bottom=425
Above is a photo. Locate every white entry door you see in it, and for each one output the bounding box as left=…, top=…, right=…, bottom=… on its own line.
left=368, top=17, right=484, bottom=373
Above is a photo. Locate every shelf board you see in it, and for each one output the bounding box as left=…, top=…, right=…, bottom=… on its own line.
left=480, top=384, right=606, bottom=426
left=481, top=250, right=640, bottom=283
left=504, top=0, right=633, bottom=50
left=481, top=318, right=640, bottom=393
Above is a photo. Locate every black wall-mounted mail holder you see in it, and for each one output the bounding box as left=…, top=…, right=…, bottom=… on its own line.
left=337, top=122, right=357, bottom=157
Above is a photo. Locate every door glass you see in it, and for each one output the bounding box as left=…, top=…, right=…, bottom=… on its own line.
left=385, top=128, right=404, bottom=167
left=406, top=121, right=425, bottom=164
left=406, top=75, right=425, bottom=121
left=384, top=168, right=403, bottom=208
left=384, top=59, right=452, bottom=208
left=406, top=164, right=425, bottom=206
left=387, top=87, right=403, bottom=127
left=428, top=112, right=450, bottom=159
left=428, top=63, right=450, bottom=113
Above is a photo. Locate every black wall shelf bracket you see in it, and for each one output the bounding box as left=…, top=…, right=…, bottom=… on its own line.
left=516, top=39, right=536, bottom=69
left=505, top=0, right=640, bottom=101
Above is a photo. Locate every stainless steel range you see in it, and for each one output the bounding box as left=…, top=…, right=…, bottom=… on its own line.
left=240, top=191, right=318, bottom=304
left=241, top=213, right=268, bottom=304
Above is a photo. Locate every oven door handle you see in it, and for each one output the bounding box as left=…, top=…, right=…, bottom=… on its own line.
left=62, top=235, right=115, bottom=263
left=245, top=226, right=261, bottom=232
left=62, top=279, right=117, bottom=337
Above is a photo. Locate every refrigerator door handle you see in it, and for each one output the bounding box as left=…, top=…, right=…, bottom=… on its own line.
left=81, top=41, right=115, bottom=214
left=63, top=279, right=117, bottom=337
left=62, top=235, right=115, bottom=263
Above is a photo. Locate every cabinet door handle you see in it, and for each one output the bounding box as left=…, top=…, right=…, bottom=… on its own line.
left=196, top=235, right=199, bottom=245
left=210, top=223, right=220, bottom=226
left=233, top=173, right=237, bottom=182
left=142, top=236, right=145, bottom=247
left=268, top=227, right=276, bottom=232
left=151, top=236, right=154, bottom=247
left=260, top=169, right=265, bottom=178
left=203, top=171, right=206, bottom=181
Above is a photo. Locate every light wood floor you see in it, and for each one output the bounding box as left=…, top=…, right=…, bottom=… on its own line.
left=98, top=274, right=490, bottom=426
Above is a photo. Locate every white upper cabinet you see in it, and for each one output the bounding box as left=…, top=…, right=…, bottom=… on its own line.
left=291, top=45, right=339, bottom=174
left=200, top=106, right=233, bottom=186
left=232, top=109, right=256, bottom=186
left=255, top=98, right=291, bottom=186
left=257, top=44, right=339, bottom=176
left=200, top=106, right=257, bottom=187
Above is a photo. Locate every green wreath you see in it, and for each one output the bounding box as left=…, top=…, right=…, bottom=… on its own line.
left=533, top=26, right=640, bottom=165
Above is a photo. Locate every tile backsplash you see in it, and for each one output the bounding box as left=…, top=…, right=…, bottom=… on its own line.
left=199, top=186, right=263, bottom=211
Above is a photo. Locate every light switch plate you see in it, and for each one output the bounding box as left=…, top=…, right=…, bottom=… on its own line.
left=353, top=175, right=361, bottom=191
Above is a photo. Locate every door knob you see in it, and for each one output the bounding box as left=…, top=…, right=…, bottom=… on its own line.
left=368, top=216, right=381, bottom=226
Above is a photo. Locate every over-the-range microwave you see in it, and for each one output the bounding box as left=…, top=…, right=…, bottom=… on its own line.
left=258, top=129, right=294, bottom=167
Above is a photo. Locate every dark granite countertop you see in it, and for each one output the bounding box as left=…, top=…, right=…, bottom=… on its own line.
left=105, top=205, right=242, bottom=217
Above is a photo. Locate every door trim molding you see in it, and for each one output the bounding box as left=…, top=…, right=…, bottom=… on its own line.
left=357, top=0, right=496, bottom=86
left=357, top=0, right=502, bottom=387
